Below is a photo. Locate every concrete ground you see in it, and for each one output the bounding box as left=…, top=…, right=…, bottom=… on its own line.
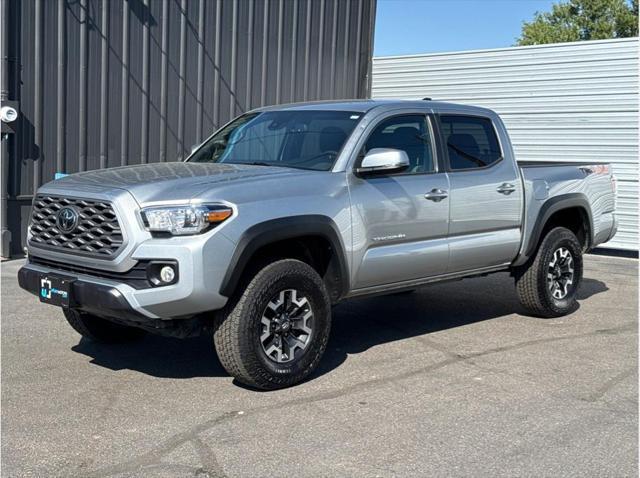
left=1, top=254, right=637, bottom=478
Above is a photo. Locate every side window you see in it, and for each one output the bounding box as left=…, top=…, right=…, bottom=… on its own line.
left=363, top=115, right=434, bottom=174
left=440, top=115, right=502, bottom=170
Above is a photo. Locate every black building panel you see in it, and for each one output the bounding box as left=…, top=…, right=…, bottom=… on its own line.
left=0, top=0, right=377, bottom=256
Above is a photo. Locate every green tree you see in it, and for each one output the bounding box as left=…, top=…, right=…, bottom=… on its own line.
left=517, top=0, right=638, bottom=46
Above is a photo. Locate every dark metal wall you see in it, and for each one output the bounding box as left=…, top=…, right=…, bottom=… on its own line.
left=0, top=0, right=377, bottom=257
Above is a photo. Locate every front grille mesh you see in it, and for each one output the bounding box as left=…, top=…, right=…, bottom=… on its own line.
left=29, top=195, right=124, bottom=257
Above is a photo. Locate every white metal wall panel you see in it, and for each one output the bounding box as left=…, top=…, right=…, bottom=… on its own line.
left=372, top=38, right=639, bottom=251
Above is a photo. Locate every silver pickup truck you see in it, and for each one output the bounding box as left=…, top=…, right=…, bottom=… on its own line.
left=18, top=100, right=617, bottom=389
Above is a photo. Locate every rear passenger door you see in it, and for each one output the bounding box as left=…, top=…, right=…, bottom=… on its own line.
left=438, top=114, right=523, bottom=272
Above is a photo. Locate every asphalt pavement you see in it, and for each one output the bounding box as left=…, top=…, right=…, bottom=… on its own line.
left=1, top=254, right=637, bottom=477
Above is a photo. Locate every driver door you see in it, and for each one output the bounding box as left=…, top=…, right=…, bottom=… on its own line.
left=349, top=113, right=450, bottom=290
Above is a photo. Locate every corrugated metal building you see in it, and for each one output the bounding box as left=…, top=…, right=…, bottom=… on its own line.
left=0, top=0, right=377, bottom=257
left=372, top=38, right=639, bottom=251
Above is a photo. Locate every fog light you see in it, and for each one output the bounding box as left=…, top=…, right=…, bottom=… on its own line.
left=146, top=261, right=179, bottom=287
left=159, top=265, right=176, bottom=283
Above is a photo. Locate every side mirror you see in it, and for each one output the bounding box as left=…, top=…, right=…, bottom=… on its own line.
left=355, top=148, right=410, bottom=176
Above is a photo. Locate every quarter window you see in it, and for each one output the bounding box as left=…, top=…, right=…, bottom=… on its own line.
left=362, top=115, right=435, bottom=174
left=440, top=115, right=502, bottom=170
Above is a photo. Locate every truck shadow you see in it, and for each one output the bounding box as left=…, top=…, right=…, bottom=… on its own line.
left=577, top=278, right=609, bottom=300
left=72, top=333, right=225, bottom=379
left=71, top=273, right=609, bottom=383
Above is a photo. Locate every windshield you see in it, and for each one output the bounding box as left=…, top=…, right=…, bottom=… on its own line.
left=188, top=110, right=362, bottom=171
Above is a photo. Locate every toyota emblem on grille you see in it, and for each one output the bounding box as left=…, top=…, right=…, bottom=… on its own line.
left=56, top=207, right=79, bottom=233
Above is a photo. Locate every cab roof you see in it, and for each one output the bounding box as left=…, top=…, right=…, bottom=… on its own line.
left=252, top=99, right=496, bottom=116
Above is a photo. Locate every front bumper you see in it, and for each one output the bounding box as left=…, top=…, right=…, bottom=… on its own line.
left=20, top=230, right=236, bottom=319
left=18, top=265, right=150, bottom=322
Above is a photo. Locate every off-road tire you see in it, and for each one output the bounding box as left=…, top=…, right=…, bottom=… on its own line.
left=63, top=309, right=145, bottom=343
left=514, top=227, right=583, bottom=318
left=213, top=259, right=331, bottom=390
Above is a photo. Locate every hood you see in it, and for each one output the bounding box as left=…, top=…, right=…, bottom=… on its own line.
left=45, top=162, right=314, bottom=204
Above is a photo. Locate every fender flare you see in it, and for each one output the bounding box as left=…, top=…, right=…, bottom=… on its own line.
left=524, top=193, right=594, bottom=258
left=219, top=215, right=349, bottom=299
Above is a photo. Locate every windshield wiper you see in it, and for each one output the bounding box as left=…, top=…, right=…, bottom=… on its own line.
left=226, top=161, right=315, bottom=171
left=236, top=161, right=273, bottom=167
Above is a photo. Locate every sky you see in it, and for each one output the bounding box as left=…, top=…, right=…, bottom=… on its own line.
left=374, top=0, right=558, bottom=56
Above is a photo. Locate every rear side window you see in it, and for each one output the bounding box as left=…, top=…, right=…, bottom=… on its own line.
left=439, top=115, right=502, bottom=170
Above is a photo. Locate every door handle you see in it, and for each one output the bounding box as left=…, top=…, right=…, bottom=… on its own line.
left=424, top=188, right=448, bottom=202
left=497, top=183, right=517, bottom=195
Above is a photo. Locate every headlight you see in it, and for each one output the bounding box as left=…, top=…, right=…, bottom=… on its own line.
left=140, top=204, right=233, bottom=235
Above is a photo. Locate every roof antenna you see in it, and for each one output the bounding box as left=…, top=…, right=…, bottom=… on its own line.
left=422, top=97, right=432, bottom=101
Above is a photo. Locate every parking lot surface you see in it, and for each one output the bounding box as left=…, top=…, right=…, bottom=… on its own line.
left=2, top=254, right=638, bottom=477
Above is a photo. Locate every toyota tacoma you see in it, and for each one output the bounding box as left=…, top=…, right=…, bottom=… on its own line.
left=18, top=100, right=618, bottom=389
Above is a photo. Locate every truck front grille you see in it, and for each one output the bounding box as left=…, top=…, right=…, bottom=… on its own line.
left=29, top=195, right=124, bottom=258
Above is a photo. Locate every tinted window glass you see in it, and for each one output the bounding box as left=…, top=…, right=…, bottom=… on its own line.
left=440, top=115, right=502, bottom=170
left=363, top=115, right=434, bottom=174
left=189, top=110, right=362, bottom=171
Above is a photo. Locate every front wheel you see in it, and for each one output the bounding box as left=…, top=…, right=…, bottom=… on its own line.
left=514, top=227, right=583, bottom=318
left=213, top=259, right=331, bottom=390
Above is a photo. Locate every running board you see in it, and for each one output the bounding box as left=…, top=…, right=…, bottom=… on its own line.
left=345, top=264, right=510, bottom=299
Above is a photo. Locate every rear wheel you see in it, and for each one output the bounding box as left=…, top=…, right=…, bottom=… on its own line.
left=515, top=227, right=583, bottom=318
left=214, top=259, right=331, bottom=390
left=63, top=309, right=145, bottom=343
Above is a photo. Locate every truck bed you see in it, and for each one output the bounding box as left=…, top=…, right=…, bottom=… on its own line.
left=514, top=160, right=617, bottom=266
